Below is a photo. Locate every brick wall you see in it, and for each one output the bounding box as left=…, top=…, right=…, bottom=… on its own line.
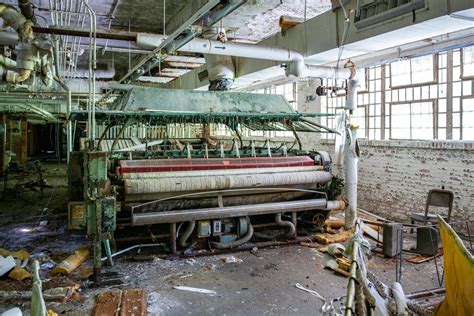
left=317, top=139, right=474, bottom=224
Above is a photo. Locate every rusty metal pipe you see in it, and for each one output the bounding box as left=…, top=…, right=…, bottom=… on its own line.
left=275, top=213, right=296, bottom=238
left=178, top=221, right=195, bottom=248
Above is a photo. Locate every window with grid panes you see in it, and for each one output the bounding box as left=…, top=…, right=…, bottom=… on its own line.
left=461, top=46, right=474, bottom=79
left=390, top=101, right=434, bottom=140
left=462, top=97, right=474, bottom=140
left=390, top=55, right=436, bottom=87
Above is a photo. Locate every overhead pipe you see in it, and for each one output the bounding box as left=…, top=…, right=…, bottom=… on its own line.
left=52, top=36, right=72, bottom=162
left=136, top=34, right=354, bottom=80
left=202, top=27, right=235, bottom=91
left=18, top=0, right=36, bottom=24
left=82, top=0, right=97, bottom=142
left=0, top=4, right=36, bottom=83
left=0, top=4, right=33, bottom=41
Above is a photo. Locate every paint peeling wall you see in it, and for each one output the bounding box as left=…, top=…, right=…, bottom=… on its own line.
left=318, top=139, right=474, bottom=224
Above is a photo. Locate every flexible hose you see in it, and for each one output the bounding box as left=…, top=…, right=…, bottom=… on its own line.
left=275, top=213, right=296, bottom=238
left=210, top=221, right=254, bottom=250
left=179, top=221, right=196, bottom=248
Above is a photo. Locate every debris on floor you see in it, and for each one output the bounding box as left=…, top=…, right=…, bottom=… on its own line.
left=218, top=255, right=243, bottom=264
left=406, top=249, right=443, bottom=264
left=0, top=256, right=16, bottom=277
left=314, top=228, right=354, bottom=245
left=51, top=246, right=89, bottom=275
left=172, top=285, right=217, bottom=295
left=299, top=241, right=320, bottom=249
left=7, top=266, right=32, bottom=281
left=323, top=219, right=345, bottom=233
left=0, top=249, right=30, bottom=261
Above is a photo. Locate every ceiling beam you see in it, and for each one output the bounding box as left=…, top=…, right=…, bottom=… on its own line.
left=118, top=0, right=221, bottom=84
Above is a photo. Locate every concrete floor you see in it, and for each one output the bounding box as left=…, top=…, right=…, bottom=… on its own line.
left=0, top=163, right=443, bottom=315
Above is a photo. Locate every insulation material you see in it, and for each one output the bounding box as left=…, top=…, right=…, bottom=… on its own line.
left=119, top=156, right=314, bottom=174
left=434, top=217, right=474, bottom=316
left=124, top=171, right=332, bottom=201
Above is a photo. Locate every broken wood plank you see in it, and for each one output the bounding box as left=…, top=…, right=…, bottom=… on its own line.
left=120, top=289, right=147, bottom=316
left=407, top=249, right=443, bottom=264
left=363, top=224, right=383, bottom=243
left=92, top=291, right=122, bottom=316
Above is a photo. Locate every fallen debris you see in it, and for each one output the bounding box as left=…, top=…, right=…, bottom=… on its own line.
left=407, top=249, right=443, bottom=264
left=0, top=308, right=22, bottom=316
left=327, top=243, right=345, bottom=257
left=172, top=285, right=217, bottom=295
left=219, top=255, right=243, bottom=264
left=323, top=219, right=345, bottom=232
left=299, top=242, right=320, bottom=249
left=0, top=249, right=30, bottom=261
left=51, top=246, right=89, bottom=275
left=8, top=266, right=32, bottom=281
left=0, top=256, right=16, bottom=276
left=314, top=229, right=353, bottom=245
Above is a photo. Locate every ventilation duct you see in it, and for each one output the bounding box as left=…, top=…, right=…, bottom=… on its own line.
left=202, top=28, right=235, bottom=91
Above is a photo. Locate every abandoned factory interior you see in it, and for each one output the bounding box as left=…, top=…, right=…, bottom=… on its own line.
left=0, top=0, right=473, bottom=315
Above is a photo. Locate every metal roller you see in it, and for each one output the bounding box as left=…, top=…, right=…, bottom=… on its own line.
left=124, top=171, right=332, bottom=201
left=121, top=165, right=323, bottom=179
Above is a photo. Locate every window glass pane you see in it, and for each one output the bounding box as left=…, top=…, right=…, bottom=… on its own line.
left=412, top=55, right=435, bottom=84
left=462, top=46, right=474, bottom=78
left=390, top=60, right=410, bottom=87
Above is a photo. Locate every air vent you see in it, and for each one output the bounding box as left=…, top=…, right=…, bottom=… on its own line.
left=354, top=0, right=425, bottom=29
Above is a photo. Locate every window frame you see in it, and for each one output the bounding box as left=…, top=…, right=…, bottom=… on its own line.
left=389, top=100, right=436, bottom=140
left=389, top=54, right=438, bottom=89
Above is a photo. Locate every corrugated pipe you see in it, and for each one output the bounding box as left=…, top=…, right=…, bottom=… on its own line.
left=275, top=213, right=296, bottom=238
left=178, top=221, right=196, bottom=248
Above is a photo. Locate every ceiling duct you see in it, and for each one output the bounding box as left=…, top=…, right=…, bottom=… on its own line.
left=202, top=27, right=235, bottom=91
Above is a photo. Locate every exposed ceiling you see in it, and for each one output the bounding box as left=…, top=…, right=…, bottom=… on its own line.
left=1, top=0, right=332, bottom=86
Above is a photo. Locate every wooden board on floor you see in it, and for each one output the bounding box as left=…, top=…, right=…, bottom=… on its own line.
left=93, top=291, right=122, bottom=316
left=121, top=289, right=147, bottom=316
left=92, top=289, right=147, bottom=316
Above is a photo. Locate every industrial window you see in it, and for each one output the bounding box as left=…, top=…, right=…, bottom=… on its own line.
left=390, top=101, right=434, bottom=140
left=320, top=45, right=473, bottom=141
left=461, top=46, right=474, bottom=79
left=462, top=97, right=474, bottom=140
left=390, top=55, right=436, bottom=87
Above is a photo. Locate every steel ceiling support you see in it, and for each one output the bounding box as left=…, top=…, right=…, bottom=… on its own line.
left=118, top=0, right=220, bottom=84
left=119, top=0, right=245, bottom=84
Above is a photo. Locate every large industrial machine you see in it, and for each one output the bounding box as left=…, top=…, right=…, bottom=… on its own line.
left=67, top=87, right=344, bottom=276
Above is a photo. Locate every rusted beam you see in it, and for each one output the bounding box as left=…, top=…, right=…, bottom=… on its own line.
left=32, top=26, right=136, bottom=42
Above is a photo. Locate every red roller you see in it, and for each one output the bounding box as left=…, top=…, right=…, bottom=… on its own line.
left=119, top=156, right=314, bottom=174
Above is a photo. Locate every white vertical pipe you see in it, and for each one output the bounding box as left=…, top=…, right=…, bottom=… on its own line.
left=343, top=125, right=359, bottom=230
